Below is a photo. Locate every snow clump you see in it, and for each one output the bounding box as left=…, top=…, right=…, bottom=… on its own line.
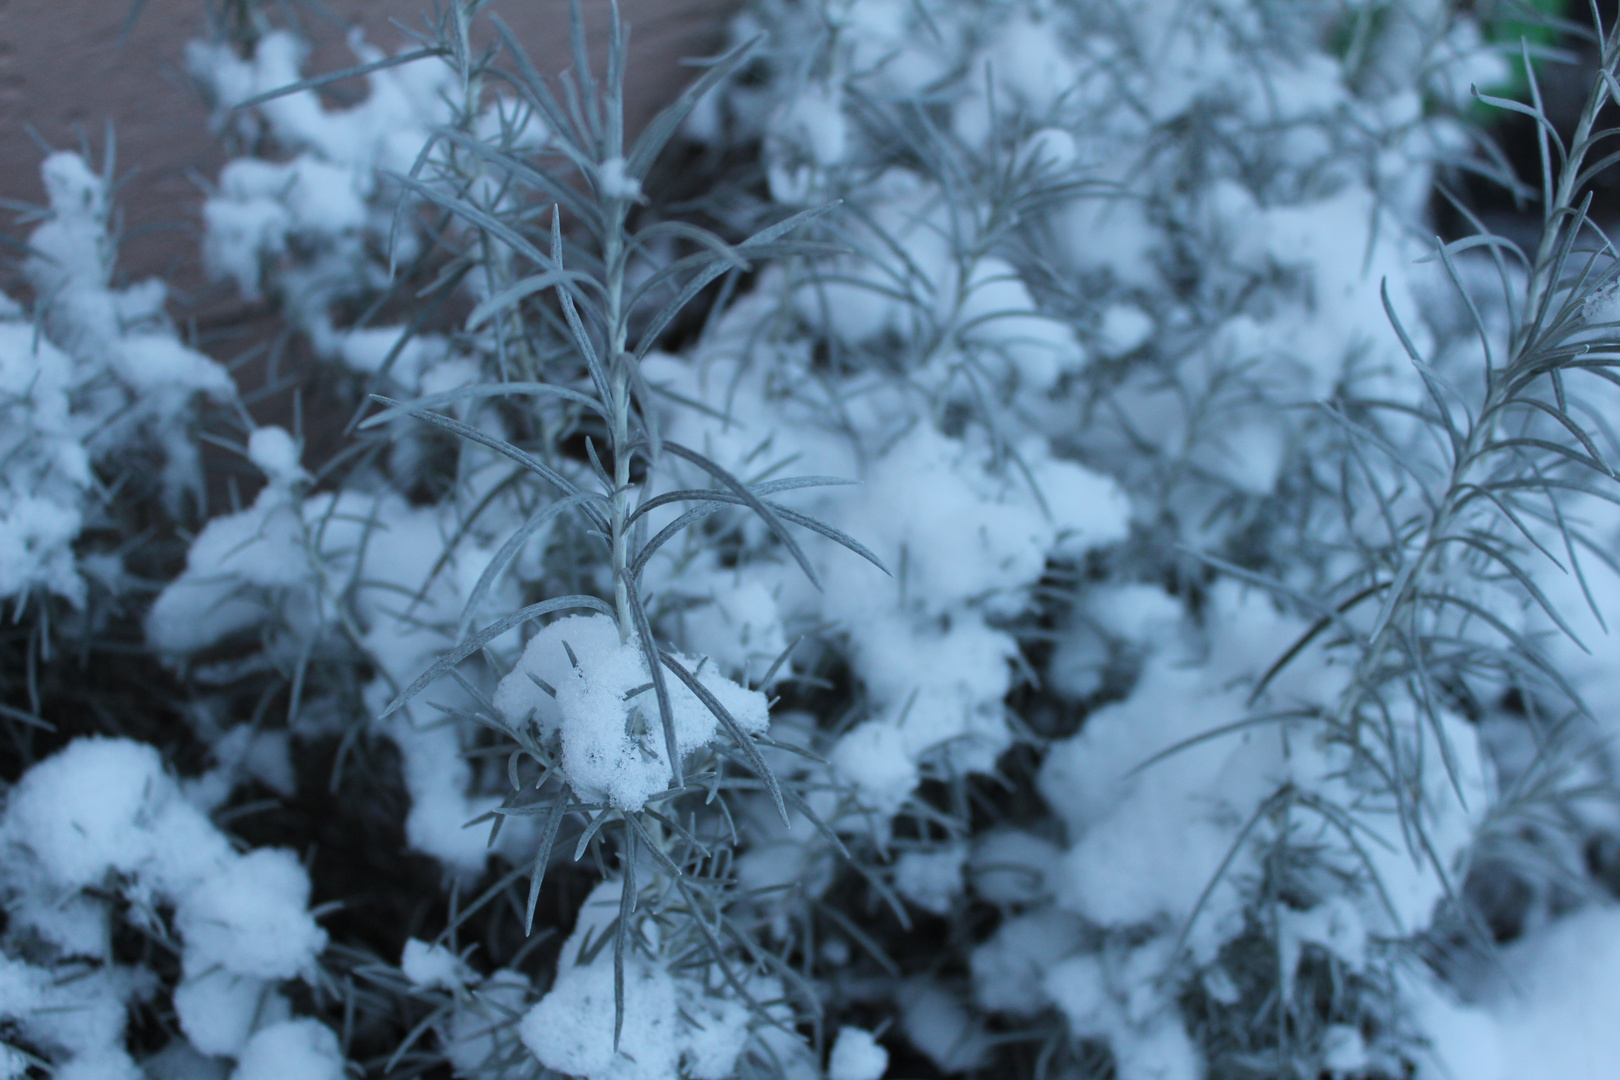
left=492, top=613, right=769, bottom=810
left=1, top=153, right=230, bottom=606
left=0, top=737, right=332, bottom=1074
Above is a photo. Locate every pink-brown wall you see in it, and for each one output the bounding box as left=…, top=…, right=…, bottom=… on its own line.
left=0, top=0, right=738, bottom=292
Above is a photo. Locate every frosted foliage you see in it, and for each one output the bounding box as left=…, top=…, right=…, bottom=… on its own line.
left=1, top=153, right=231, bottom=604
left=189, top=29, right=538, bottom=387
left=520, top=883, right=760, bottom=1080
left=444, top=970, right=528, bottom=1078
left=1042, top=943, right=1202, bottom=1080
left=1039, top=584, right=1486, bottom=960
left=0, top=739, right=332, bottom=1072
left=63, top=0, right=1608, bottom=1078
left=148, top=456, right=538, bottom=875
left=647, top=349, right=1128, bottom=816
left=493, top=614, right=768, bottom=810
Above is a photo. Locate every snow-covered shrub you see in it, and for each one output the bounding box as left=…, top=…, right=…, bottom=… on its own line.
left=9, top=1, right=1620, bottom=1079
left=1, top=152, right=231, bottom=611
left=0, top=736, right=327, bottom=1079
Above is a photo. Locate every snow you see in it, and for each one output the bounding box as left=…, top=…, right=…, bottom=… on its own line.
left=1037, top=643, right=1273, bottom=956
left=1098, top=305, right=1155, bottom=358
left=175, top=847, right=327, bottom=981
left=1042, top=579, right=1487, bottom=960
left=145, top=480, right=317, bottom=656
left=681, top=993, right=754, bottom=1080
left=774, top=82, right=847, bottom=169
left=492, top=613, right=769, bottom=810
left=1425, top=906, right=1620, bottom=1080
left=827, top=1027, right=888, bottom=1080
left=229, top=1020, right=346, bottom=1080
left=892, top=845, right=967, bottom=915
left=336, top=326, right=451, bottom=391
left=1582, top=281, right=1620, bottom=325
left=671, top=570, right=788, bottom=685
left=828, top=718, right=920, bottom=818
left=897, top=980, right=989, bottom=1072
left=402, top=939, right=476, bottom=991
left=174, top=970, right=270, bottom=1057
left=597, top=157, right=643, bottom=201
left=148, top=469, right=541, bottom=875
left=519, top=880, right=760, bottom=1080
left=109, top=334, right=235, bottom=400
left=144, top=1043, right=229, bottom=1080
left=830, top=0, right=951, bottom=95
left=525, top=951, right=683, bottom=1080
left=1041, top=942, right=1203, bottom=1080
left=955, top=256, right=1085, bottom=390
left=2, top=737, right=232, bottom=892
left=29, top=154, right=232, bottom=405
left=0, top=738, right=331, bottom=1070
left=189, top=26, right=537, bottom=373
left=444, top=969, right=529, bottom=1077
left=1277, top=898, right=1368, bottom=985
left=0, top=152, right=232, bottom=605
left=790, top=168, right=952, bottom=344
left=971, top=908, right=1087, bottom=1017
left=0, top=490, right=85, bottom=604
left=1320, top=1024, right=1369, bottom=1076
left=825, top=427, right=1124, bottom=616
left=247, top=426, right=305, bottom=484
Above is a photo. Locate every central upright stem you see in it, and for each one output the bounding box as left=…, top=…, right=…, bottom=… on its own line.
left=604, top=204, right=634, bottom=643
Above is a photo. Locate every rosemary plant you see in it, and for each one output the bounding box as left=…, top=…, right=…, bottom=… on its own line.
left=12, top=2, right=1620, bottom=1080
left=360, top=3, right=885, bottom=1073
